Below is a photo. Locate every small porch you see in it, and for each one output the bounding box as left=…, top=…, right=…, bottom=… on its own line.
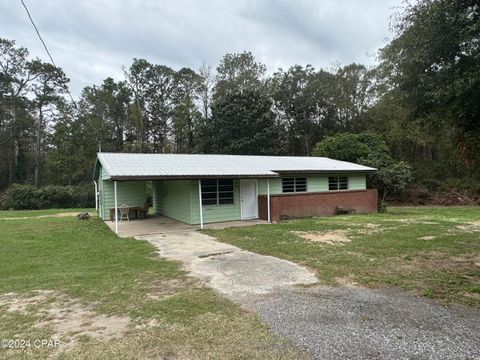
left=105, top=215, right=268, bottom=238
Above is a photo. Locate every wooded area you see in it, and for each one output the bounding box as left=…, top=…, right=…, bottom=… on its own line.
left=1, top=0, right=479, bottom=205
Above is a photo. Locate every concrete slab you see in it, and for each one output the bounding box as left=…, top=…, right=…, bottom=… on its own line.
left=106, top=216, right=269, bottom=237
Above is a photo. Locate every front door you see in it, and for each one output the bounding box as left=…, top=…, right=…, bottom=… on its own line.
left=240, top=179, right=258, bottom=219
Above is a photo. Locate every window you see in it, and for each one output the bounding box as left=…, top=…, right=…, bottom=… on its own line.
left=201, top=179, right=234, bottom=205
left=328, top=176, right=348, bottom=190
left=282, top=177, right=307, bottom=193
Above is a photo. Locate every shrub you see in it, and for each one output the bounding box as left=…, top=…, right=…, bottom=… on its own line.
left=0, top=183, right=95, bottom=210
left=378, top=201, right=388, bottom=213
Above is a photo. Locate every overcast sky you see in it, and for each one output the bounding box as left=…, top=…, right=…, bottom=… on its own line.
left=1, top=0, right=402, bottom=96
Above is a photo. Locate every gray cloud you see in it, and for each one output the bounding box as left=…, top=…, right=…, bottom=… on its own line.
left=0, top=0, right=401, bottom=96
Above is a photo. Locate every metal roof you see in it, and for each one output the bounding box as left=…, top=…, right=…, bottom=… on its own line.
left=95, top=153, right=376, bottom=180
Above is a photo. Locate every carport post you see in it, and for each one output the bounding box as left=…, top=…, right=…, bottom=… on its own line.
left=114, top=181, right=118, bottom=234
left=198, top=180, right=204, bottom=230
left=267, top=179, right=271, bottom=222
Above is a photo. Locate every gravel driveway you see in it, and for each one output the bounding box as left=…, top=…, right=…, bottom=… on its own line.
left=139, top=230, right=480, bottom=360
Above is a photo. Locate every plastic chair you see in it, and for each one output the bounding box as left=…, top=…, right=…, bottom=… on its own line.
left=119, top=204, right=130, bottom=221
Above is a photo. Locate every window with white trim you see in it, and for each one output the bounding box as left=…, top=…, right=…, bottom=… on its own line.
left=201, top=179, right=234, bottom=205
left=328, top=176, right=348, bottom=190
left=282, top=177, right=307, bottom=193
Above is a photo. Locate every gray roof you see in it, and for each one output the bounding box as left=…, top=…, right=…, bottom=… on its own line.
left=95, top=153, right=376, bottom=180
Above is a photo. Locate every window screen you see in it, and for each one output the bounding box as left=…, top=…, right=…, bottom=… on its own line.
left=328, top=177, right=349, bottom=190
left=201, top=179, right=234, bottom=205
left=282, top=178, right=307, bottom=193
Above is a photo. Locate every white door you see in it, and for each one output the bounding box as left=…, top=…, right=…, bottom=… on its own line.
left=240, top=179, right=258, bottom=219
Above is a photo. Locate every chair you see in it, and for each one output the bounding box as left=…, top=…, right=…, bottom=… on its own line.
left=119, top=204, right=130, bottom=221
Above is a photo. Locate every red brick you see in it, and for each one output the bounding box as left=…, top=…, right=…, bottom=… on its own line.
left=258, top=189, right=378, bottom=222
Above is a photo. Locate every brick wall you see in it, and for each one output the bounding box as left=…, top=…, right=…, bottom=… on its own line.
left=258, top=189, right=378, bottom=222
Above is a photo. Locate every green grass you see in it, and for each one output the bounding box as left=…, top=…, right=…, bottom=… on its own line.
left=0, top=209, right=305, bottom=359
left=206, top=206, right=480, bottom=306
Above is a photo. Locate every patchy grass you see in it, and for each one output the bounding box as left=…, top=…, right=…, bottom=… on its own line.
left=206, top=206, right=480, bottom=306
left=0, top=209, right=305, bottom=359
left=0, top=208, right=93, bottom=218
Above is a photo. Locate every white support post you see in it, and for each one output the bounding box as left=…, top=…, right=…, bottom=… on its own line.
left=267, top=178, right=271, bottom=223
left=94, top=181, right=98, bottom=211
left=198, top=180, right=204, bottom=229
left=114, top=181, right=118, bottom=234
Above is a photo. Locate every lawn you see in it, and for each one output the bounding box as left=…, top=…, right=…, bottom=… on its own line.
left=206, top=206, right=480, bottom=307
left=0, top=209, right=304, bottom=359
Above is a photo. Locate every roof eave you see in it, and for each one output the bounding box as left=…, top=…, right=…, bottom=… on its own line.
left=109, top=174, right=280, bottom=181
left=272, top=169, right=377, bottom=174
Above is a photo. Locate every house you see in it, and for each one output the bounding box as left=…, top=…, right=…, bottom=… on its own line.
left=93, top=153, right=377, bottom=233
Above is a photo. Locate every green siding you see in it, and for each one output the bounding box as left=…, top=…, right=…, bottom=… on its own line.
left=190, top=180, right=241, bottom=225
left=152, top=180, right=192, bottom=224
left=258, top=174, right=367, bottom=195
left=101, top=167, right=110, bottom=180
left=101, top=180, right=147, bottom=220
left=348, top=175, right=366, bottom=190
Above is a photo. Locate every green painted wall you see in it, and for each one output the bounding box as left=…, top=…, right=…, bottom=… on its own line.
left=101, top=167, right=110, bottom=180
left=190, top=180, right=241, bottom=225
left=348, top=174, right=367, bottom=190
left=258, top=174, right=367, bottom=195
left=152, top=180, right=193, bottom=224
left=101, top=180, right=147, bottom=220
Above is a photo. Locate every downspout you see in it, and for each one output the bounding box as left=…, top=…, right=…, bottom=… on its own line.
left=267, top=179, right=271, bottom=223
left=198, top=180, right=204, bottom=230
left=94, top=180, right=98, bottom=212
left=114, top=181, right=118, bottom=234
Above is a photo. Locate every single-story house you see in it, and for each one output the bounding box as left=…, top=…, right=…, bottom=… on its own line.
left=93, top=153, right=378, bottom=233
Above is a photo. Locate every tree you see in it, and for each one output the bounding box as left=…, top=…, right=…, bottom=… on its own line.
left=313, top=132, right=413, bottom=202
left=46, top=104, right=95, bottom=185
left=28, top=60, right=69, bottom=186
left=271, top=65, right=336, bottom=155
left=198, top=90, right=281, bottom=155
left=198, top=62, right=213, bottom=121
left=214, top=51, right=266, bottom=100
left=330, top=63, right=375, bottom=131
left=379, top=0, right=480, bottom=170
left=172, top=68, right=202, bottom=153
left=125, top=59, right=176, bottom=152
left=78, top=78, right=130, bottom=153
left=0, top=38, right=37, bottom=186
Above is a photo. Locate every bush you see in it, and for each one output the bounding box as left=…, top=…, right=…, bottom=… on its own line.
left=378, top=201, right=388, bottom=213
left=0, top=183, right=95, bottom=210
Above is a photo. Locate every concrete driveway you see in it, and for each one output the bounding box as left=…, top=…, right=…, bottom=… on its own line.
left=137, top=229, right=480, bottom=360
left=137, top=230, right=318, bottom=298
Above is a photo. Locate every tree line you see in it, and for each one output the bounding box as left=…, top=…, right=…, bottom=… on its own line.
left=1, top=0, right=478, bottom=196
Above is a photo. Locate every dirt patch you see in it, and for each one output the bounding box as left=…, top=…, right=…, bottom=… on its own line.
left=0, top=290, right=130, bottom=349
left=401, top=252, right=480, bottom=274
left=335, top=276, right=362, bottom=288
left=0, top=290, right=57, bottom=312
left=0, top=212, right=83, bottom=220
left=455, top=220, right=480, bottom=233
left=39, top=212, right=79, bottom=218
left=292, top=223, right=384, bottom=244
left=396, top=218, right=438, bottom=225
left=353, top=223, right=384, bottom=235
left=418, top=235, right=436, bottom=240
left=293, top=230, right=351, bottom=245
